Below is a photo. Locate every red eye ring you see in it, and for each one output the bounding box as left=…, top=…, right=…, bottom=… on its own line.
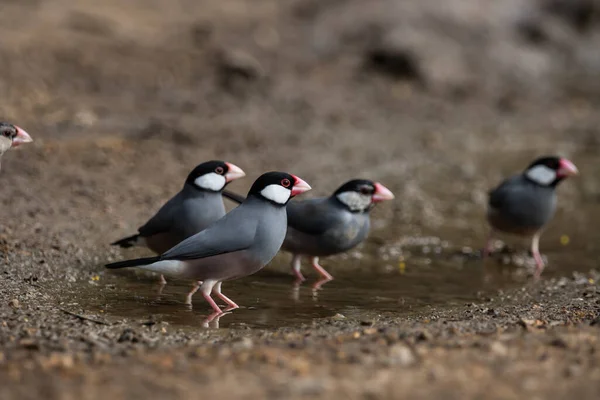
left=281, top=178, right=291, bottom=188
left=360, top=186, right=371, bottom=195
left=215, top=166, right=224, bottom=174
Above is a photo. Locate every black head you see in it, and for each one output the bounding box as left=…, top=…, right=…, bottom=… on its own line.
left=185, top=160, right=245, bottom=192
left=332, top=179, right=395, bottom=212
left=524, top=156, right=579, bottom=187
left=248, top=171, right=311, bottom=205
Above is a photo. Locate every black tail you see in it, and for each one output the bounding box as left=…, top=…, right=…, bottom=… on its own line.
left=105, top=256, right=160, bottom=269
left=222, top=190, right=246, bottom=204
left=111, top=234, right=140, bottom=248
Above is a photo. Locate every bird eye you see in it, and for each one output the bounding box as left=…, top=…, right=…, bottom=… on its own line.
left=281, top=178, right=291, bottom=188
left=360, top=187, right=371, bottom=195
left=215, top=166, right=224, bottom=174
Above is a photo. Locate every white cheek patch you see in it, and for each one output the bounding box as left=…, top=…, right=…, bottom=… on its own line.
left=194, top=172, right=226, bottom=191
left=336, top=191, right=372, bottom=211
left=525, top=165, right=556, bottom=186
left=261, top=184, right=291, bottom=204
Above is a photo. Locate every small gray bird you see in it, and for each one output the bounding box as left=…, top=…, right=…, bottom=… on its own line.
left=0, top=122, right=33, bottom=170
left=484, top=156, right=578, bottom=277
left=223, top=179, right=395, bottom=283
left=111, top=160, right=245, bottom=284
left=106, top=171, right=311, bottom=315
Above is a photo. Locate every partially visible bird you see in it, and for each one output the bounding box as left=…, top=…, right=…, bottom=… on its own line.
left=0, top=122, right=33, bottom=171
left=111, top=160, right=246, bottom=284
left=484, top=156, right=579, bottom=278
left=106, top=171, right=311, bottom=315
left=223, top=179, right=395, bottom=284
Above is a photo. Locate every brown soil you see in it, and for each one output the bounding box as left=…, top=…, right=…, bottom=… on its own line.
left=1, top=0, right=600, bottom=399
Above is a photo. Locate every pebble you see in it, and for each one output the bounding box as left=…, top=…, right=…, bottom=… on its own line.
left=388, top=344, right=416, bottom=366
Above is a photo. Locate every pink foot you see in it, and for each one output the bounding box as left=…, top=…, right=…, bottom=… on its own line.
left=483, top=231, right=494, bottom=259
left=533, top=251, right=545, bottom=279
left=185, top=282, right=201, bottom=305
left=311, top=257, right=333, bottom=281
left=216, top=293, right=239, bottom=309
left=291, top=254, right=306, bottom=282
left=312, top=276, right=333, bottom=290
left=159, top=274, right=167, bottom=285
left=203, top=292, right=223, bottom=314
left=213, top=281, right=239, bottom=310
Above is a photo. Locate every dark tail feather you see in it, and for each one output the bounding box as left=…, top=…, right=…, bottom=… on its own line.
left=105, top=256, right=160, bottom=269
left=222, top=190, right=246, bottom=204
left=111, top=234, right=140, bottom=248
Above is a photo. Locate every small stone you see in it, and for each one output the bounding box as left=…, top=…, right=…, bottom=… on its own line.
left=415, top=330, right=432, bottom=342
left=389, top=344, right=416, bottom=366
left=232, top=337, right=253, bottom=350
left=331, top=313, right=346, bottom=320
left=9, top=299, right=19, bottom=308
left=117, top=329, right=137, bottom=343
left=19, top=339, right=39, bottom=350
left=490, top=341, right=508, bottom=356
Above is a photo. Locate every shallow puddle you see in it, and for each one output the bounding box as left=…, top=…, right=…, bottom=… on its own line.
left=67, top=245, right=596, bottom=330
left=65, top=150, right=600, bottom=329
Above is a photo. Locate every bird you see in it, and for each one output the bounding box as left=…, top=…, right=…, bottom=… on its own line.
left=484, top=156, right=579, bottom=278
left=223, top=179, right=395, bottom=284
left=105, top=171, right=312, bottom=315
left=111, top=160, right=246, bottom=285
left=0, top=122, right=33, bottom=171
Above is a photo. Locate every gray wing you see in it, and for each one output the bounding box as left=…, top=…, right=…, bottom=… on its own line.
left=161, top=206, right=258, bottom=261
left=138, top=193, right=182, bottom=237
left=286, top=198, right=342, bottom=235
left=488, top=175, right=523, bottom=210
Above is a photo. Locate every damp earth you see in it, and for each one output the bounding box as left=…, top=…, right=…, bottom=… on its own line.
left=2, top=1, right=600, bottom=399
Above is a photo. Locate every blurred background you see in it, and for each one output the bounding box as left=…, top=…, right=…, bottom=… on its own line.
left=0, top=0, right=599, bottom=261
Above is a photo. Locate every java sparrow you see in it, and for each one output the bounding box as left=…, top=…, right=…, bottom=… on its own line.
left=484, top=156, right=578, bottom=278
left=106, top=171, right=311, bottom=315
left=223, top=179, right=395, bottom=283
left=111, top=160, right=245, bottom=284
left=0, top=122, right=33, bottom=171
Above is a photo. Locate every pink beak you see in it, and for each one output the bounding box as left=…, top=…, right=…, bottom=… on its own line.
left=558, top=158, right=579, bottom=178
left=372, top=182, right=395, bottom=203
left=11, top=126, right=33, bottom=147
left=290, top=175, right=311, bottom=197
left=224, top=162, right=246, bottom=182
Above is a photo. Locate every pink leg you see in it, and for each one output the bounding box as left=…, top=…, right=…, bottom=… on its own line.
left=201, top=280, right=223, bottom=314
left=185, top=281, right=201, bottom=305
left=483, top=230, right=494, bottom=258
left=213, top=281, right=239, bottom=309
left=312, top=276, right=333, bottom=290
left=159, top=274, right=167, bottom=285
left=291, top=254, right=306, bottom=282
left=311, top=257, right=333, bottom=280
left=531, top=233, right=544, bottom=279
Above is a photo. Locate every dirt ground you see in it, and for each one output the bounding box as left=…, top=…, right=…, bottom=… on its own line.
left=1, top=0, right=600, bottom=399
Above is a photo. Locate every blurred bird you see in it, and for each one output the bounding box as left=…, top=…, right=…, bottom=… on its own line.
left=111, top=160, right=246, bottom=284
left=223, top=179, right=395, bottom=285
left=484, top=156, right=578, bottom=278
left=0, top=122, right=33, bottom=171
left=106, top=171, right=311, bottom=315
